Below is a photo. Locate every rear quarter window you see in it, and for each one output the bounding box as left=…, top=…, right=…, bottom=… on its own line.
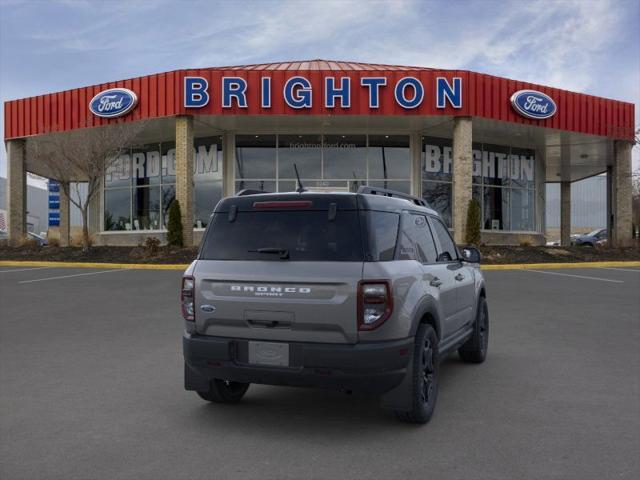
left=363, top=211, right=400, bottom=261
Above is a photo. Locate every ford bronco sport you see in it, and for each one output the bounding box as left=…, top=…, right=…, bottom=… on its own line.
left=182, top=187, right=488, bottom=423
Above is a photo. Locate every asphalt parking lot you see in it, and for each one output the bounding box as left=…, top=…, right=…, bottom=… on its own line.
left=1, top=265, right=639, bottom=480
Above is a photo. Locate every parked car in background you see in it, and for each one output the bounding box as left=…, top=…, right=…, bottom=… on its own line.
left=571, top=229, right=607, bottom=247
left=0, top=230, right=48, bottom=246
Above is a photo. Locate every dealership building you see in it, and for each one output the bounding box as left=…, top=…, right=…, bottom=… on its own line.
left=4, top=60, right=636, bottom=246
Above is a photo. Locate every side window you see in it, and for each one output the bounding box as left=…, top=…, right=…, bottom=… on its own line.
left=429, top=217, right=458, bottom=262
left=397, top=213, right=438, bottom=263
left=365, top=211, right=400, bottom=261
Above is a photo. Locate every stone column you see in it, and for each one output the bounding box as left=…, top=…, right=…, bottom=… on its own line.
left=175, top=115, right=194, bottom=246
left=59, top=182, right=70, bottom=247
left=610, top=141, right=633, bottom=247
left=6, top=139, right=27, bottom=245
left=452, top=117, right=473, bottom=244
left=560, top=181, right=571, bottom=246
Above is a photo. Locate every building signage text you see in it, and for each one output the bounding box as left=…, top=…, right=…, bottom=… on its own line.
left=184, top=75, right=463, bottom=110
left=424, top=143, right=535, bottom=182
left=106, top=143, right=219, bottom=182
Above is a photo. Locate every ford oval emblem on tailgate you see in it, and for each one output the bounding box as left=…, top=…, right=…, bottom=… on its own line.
left=200, top=305, right=216, bottom=313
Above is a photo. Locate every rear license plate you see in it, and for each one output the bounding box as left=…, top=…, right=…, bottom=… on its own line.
left=248, top=341, right=290, bottom=367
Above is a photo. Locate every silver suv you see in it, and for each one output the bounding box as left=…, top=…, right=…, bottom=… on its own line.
left=182, top=187, right=488, bottom=424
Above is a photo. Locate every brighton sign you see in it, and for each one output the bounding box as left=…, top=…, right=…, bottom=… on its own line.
left=183, top=75, right=464, bottom=110
left=89, top=88, right=138, bottom=118
left=510, top=89, right=557, bottom=120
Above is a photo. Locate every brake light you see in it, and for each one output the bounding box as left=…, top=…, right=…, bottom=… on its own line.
left=181, top=276, right=195, bottom=321
left=357, top=280, right=393, bottom=330
left=253, top=200, right=313, bottom=209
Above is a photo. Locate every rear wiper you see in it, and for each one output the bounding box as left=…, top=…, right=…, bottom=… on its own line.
left=248, top=247, right=290, bottom=259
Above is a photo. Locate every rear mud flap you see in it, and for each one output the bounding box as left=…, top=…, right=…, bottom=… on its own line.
left=379, top=354, right=414, bottom=412
left=184, top=363, right=210, bottom=392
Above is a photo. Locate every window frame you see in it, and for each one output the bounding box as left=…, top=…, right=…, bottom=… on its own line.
left=427, top=215, right=460, bottom=263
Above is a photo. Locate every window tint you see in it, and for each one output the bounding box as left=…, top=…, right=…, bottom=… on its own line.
left=201, top=210, right=363, bottom=261
left=429, top=217, right=457, bottom=262
left=364, top=211, right=399, bottom=261
left=397, top=213, right=438, bottom=263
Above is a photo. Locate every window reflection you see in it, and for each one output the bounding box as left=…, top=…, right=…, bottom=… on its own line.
left=278, top=134, right=322, bottom=179
left=104, top=188, right=131, bottom=231
left=323, top=135, right=366, bottom=179
left=235, top=135, right=277, bottom=180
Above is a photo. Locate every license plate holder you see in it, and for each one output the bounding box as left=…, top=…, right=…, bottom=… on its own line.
left=248, top=341, right=290, bottom=367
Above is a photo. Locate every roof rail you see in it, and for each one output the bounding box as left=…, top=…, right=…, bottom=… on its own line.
left=235, top=189, right=270, bottom=196
left=357, top=186, right=429, bottom=208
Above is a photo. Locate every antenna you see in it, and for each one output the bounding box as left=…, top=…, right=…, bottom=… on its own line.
left=293, top=163, right=307, bottom=193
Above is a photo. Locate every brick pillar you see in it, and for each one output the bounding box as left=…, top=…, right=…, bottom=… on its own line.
left=6, top=139, right=27, bottom=245
left=410, top=133, right=422, bottom=197
left=560, top=181, right=571, bottom=246
left=452, top=117, right=473, bottom=244
left=222, top=133, right=235, bottom=197
left=59, top=181, right=70, bottom=247
left=610, top=141, right=633, bottom=247
left=175, top=115, right=194, bottom=246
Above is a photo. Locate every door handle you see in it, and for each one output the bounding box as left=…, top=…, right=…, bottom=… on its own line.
left=429, top=277, right=442, bottom=287
left=455, top=273, right=465, bottom=281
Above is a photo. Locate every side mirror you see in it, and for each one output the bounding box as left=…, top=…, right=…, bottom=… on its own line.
left=461, top=246, right=481, bottom=264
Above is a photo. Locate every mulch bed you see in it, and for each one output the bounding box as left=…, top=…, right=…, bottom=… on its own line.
left=0, top=245, right=199, bottom=264
left=1, top=244, right=638, bottom=265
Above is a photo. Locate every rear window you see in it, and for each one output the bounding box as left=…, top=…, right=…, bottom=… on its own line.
left=200, top=210, right=364, bottom=261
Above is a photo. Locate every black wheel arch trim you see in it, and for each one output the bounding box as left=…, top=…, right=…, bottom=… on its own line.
left=410, top=295, right=442, bottom=340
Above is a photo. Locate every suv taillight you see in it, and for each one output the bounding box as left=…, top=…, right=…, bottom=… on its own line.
left=358, top=280, right=393, bottom=331
left=181, top=276, right=195, bottom=321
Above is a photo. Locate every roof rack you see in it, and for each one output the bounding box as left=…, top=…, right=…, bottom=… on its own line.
left=235, top=189, right=271, bottom=196
left=357, top=186, right=429, bottom=208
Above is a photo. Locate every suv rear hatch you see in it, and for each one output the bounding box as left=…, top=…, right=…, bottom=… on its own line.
left=193, top=194, right=364, bottom=344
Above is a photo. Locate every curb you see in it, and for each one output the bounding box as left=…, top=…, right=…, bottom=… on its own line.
left=480, top=261, right=640, bottom=270
left=1, top=260, right=639, bottom=271
left=0, top=260, right=189, bottom=270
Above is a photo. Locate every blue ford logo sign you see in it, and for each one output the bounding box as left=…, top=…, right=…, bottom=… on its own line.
left=89, top=88, right=138, bottom=118
left=510, top=90, right=556, bottom=120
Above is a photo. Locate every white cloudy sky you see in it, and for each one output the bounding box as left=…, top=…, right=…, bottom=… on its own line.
left=1, top=0, right=638, bottom=180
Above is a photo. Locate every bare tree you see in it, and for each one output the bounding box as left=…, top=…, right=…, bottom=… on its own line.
left=632, top=129, right=640, bottom=239
left=27, top=122, right=143, bottom=251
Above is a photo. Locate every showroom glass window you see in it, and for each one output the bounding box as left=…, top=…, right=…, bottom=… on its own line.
left=234, top=134, right=410, bottom=194
left=193, top=136, right=223, bottom=228
left=422, top=137, right=453, bottom=226
left=103, top=136, right=223, bottom=231
left=422, top=137, right=536, bottom=232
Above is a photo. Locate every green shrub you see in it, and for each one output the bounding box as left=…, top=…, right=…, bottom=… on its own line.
left=166, top=200, right=183, bottom=247
left=465, top=198, right=481, bottom=245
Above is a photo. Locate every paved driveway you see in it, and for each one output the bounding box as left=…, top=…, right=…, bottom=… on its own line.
left=1, top=265, right=639, bottom=480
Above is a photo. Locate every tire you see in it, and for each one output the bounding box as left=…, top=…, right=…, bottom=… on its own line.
left=458, top=296, right=489, bottom=364
left=196, top=379, right=250, bottom=403
left=395, top=324, right=439, bottom=424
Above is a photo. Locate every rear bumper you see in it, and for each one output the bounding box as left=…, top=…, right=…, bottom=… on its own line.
left=183, top=333, right=413, bottom=394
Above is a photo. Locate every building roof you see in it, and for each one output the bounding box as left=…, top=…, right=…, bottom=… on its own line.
left=213, top=59, right=434, bottom=71
left=3, top=59, right=635, bottom=141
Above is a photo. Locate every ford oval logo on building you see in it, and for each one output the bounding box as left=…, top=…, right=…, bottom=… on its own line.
left=89, top=88, right=138, bottom=118
left=510, top=90, right=556, bottom=120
